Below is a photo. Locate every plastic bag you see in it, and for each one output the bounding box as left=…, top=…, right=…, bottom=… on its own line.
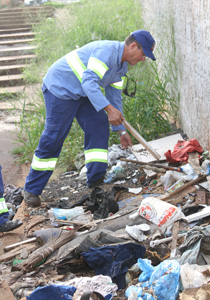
left=180, top=263, right=208, bottom=289
left=149, top=260, right=180, bottom=300
left=48, top=206, right=84, bottom=221
left=160, top=170, right=186, bottom=190
left=26, top=285, right=76, bottom=300
left=137, top=258, right=155, bottom=282
left=125, top=286, right=144, bottom=299
left=104, top=165, right=125, bottom=183
left=126, top=259, right=180, bottom=300
left=180, top=163, right=198, bottom=180
left=201, top=159, right=210, bottom=175
left=125, top=224, right=150, bottom=242
left=138, top=197, right=186, bottom=233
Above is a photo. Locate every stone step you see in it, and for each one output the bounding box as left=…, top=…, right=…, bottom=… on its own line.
left=0, top=32, right=35, bottom=40
left=0, top=18, right=39, bottom=25
left=0, top=101, right=23, bottom=110
left=0, top=54, right=36, bottom=65
left=0, top=64, right=30, bottom=75
left=0, top=101, right=32, bottom=111
left=0, top=8, right=54, bottom=15
left=0, top=38, right=34, bottom=46
left=0, top=6, right=55, bottom=17
left=0, top=28, right=32, bottom=34
left=0, top=74, right=24, bottom=87
left=0, top=23, right=33, bottom=30
left=0, top=11, right=54, bottom=20
left=0, top=45, right=36, bottom=57
left=0, top=85, right=25, bottom=95
left=0, top=83, right=40, bottom=97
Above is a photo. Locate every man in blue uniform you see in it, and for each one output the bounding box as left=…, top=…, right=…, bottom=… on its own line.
left=23, top=29, right=156, bottom=207
left=0, top=165, right=22, bottom=232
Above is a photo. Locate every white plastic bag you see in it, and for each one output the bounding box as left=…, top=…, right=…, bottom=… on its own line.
left=138, top=197, right=186, bottom=233
left=49, top=206, right=84, bottom=221
left=180, top=263, right=209, bottom=289
left=125, top=224, right=150, bottom=242
left=160, top=170, right=188, bottom=190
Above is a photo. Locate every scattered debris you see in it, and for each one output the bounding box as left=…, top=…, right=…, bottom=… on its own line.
left=1, top=134, right=210, bottom=299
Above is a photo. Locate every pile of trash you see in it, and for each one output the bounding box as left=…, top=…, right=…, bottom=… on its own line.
left=1, top=134, right=210, bottom=300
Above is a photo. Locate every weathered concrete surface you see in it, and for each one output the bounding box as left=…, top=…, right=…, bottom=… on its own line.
left=140, top=0, right=210, bottom=150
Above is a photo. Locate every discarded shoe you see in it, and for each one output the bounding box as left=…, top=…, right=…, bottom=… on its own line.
left=23, top=190, right=41, bottom=207
left=0, top=219, right=23, bottom=232
left=88, top=176, right=105, bottom=189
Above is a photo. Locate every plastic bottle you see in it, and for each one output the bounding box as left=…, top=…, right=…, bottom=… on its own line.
left=104, top=165, right=125, bottom=183
left=180, top=163, right=198, bottom=180
left=48, top=206, right=84, bottom=221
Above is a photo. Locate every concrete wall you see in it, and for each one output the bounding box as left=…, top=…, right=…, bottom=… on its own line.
left=140, top=0, right=210, bottom=150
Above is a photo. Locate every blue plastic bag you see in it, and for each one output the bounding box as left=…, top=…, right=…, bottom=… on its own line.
left=26, top=285, right=76, bottom=300
left=125, top=286, right=156, bottom=300
left=125, top=259, right=180, bottom=300
left=137, top=258, right=155, bottom=282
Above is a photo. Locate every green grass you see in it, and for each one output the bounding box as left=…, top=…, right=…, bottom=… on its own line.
left=15, top=0, right=179, bottom=170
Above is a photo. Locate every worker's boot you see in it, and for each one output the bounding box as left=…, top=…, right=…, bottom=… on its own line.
left=88, top=176, right=105, bottom=189
left=22, top=190, right=41, bottom=207
left=0, top=219, right=23, bottom=232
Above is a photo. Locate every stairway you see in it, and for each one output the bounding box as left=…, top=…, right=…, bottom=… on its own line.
left=0, top=5, right=54, bottom=95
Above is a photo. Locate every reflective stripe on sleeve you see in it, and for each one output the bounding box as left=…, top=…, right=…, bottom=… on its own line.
left=31, top=154, right=57, bottom=171
left=87, top=57, right=108, bottom=79
left=85, top=149, right=108, bottom=164
left=65, top=50, right=87, bottom=82
left=0, top=197, right=9, bottom=213
left=110, top=80, right=124, bottom=89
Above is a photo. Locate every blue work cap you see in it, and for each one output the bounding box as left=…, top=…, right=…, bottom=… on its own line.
left=131, top=30, right=156, bottom=60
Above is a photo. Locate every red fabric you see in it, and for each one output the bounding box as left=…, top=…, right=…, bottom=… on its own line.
left=164, top=139, right=204, bottom=163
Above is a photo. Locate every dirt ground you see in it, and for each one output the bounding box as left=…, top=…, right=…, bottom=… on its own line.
left=0, top=123, right=30, bottom=188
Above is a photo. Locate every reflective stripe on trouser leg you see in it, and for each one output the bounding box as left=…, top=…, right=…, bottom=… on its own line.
left=24, top=89, right=83, bottom=195
left=0, top=165, right=9, bottom=224
left=76, top=98, right=109, bottom=186
left=0, top=198, right=9, bottom=214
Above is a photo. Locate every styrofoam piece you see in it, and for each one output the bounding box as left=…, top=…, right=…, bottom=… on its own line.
left=131, top=133, right=183, bottom=162
left=185, top=206, right=210, bottom=223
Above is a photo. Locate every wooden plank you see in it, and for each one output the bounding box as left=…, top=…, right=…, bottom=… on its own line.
left=0, top=244, right=37, bottom=263
left=122, top=119, right=161, bottom=160
left=120, top=158, right=182, bottom=172
left=159, top=186, right=197, bottom=205
left=160, top=175, right=206, bottom=202
left=170, top=221, right=179, bottom=258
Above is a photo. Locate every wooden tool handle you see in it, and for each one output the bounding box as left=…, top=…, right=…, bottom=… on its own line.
left=122, top=119, right=161, bottom=160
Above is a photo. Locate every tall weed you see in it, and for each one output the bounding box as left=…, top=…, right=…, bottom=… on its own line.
left=16, top=0, right=179, bottom=169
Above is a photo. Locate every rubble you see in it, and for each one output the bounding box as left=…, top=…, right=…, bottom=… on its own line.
left=1, top=134, right=210, bottom=299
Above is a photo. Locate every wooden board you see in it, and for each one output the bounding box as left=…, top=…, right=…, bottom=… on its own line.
left=122, top=120, right=161, bottom=160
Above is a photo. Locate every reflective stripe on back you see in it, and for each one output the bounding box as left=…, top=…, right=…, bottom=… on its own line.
left=87, top=57, right=108, bottom=79
left=65, top=50, right=86, bottom=82
left=85, top=149, right=108, bottom=164
left=110, top=80, right=123, bottom=89
left=31, top=154, right=57, bottom=171
left=66, top=51, right=108, bottom=81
